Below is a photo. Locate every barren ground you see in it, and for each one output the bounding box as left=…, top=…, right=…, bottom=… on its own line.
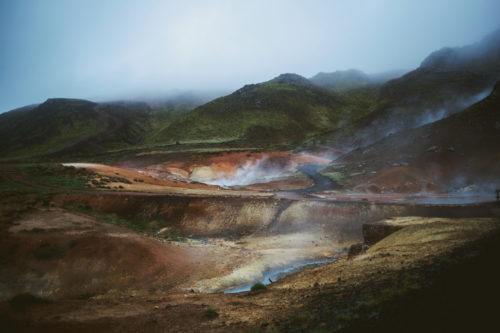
left=1, top=206, right=499, bottom=332
left=1, top=149, right=499, bottom=332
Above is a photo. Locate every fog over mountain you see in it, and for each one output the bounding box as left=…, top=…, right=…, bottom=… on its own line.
left=1, top=0, right=499, bottom=112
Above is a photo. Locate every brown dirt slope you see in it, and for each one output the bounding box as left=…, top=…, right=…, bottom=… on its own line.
left=0, top=207, right=245, bottom=301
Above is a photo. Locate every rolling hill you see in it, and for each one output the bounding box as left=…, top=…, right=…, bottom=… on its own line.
left=149, top=73, right=371, bottom=147
left=0, top=99, right=161, bottom=160
left=0, top=94, right=224, bottom=161
left=0, top=73, right=382, bottom=160
left=310, top=68, right=406, bottom=92
left=0, top=99, right=103, bottom=159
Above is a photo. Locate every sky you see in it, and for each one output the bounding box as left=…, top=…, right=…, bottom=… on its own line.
left=1, top=0, right=499, bottom=113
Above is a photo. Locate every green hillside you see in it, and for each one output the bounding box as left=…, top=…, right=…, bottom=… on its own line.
left=150, top=73, right=379, bottom=148
left=0, top=99, right=104, bottom=159
left=309, top=68, right=406, bottom=92
left=310, top=69, right=371, bottom=91
left=0, top=96, right=209, bottom=161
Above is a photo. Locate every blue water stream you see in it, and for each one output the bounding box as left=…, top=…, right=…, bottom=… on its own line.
left=224, top=258, right=335, bottom=293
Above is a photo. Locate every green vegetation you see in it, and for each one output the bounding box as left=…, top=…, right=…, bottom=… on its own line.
left=160, top=229, right=187, bottom=242
left=0, top=174, right=40, bottom=194
left=17, top=164, right=93, bottom=189
left=336, top=86, right=379, bottom=121
left=250, top=282, right=267, bottom=292
left=137, top=74, right=349, bottom=148
left=63, top=202, right=185, bottom=239
left=204, top=307, right=218, bottom=319
left=0, top=99, right=105, bottom=159
left=310, top=69, right=371, bottom=92
left=136, top=147, right=261, bottom=156
left=15, top=163, right=134, bottom=190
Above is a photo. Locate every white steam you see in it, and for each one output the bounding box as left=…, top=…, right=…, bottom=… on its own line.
left=448, top=174, right=500, bottom=195
left=340, top=87, right=494, bottom=153
left=414, top=108, right=447, bottom=127
left=414, top=89, right=492, bottom=127
left=190, top=157, right=285, bottom=188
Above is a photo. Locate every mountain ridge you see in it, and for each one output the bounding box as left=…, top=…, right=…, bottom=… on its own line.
left=1, top=28, right=500, bottom=161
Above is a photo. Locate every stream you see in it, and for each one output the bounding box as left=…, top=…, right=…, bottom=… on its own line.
left=223, top=258, right=335, bottom=293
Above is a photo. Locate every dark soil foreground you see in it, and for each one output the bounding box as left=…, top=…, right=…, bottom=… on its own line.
left=286, top=229, right=500, bottom=333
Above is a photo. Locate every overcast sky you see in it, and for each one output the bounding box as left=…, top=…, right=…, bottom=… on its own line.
left=1, top=0, right=499, bottom=112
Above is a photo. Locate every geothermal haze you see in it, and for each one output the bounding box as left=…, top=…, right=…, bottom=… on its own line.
left=1, top=0, right=499, bottom=112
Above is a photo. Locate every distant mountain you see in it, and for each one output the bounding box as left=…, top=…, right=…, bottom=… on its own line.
left=310, top=69, right=407, bottom=91
left=379, top=28, right=500, bottom=109
left=310, top=69, right=371, bottom=91
left=321, top=81, right=500, bottom=193
left=142, top=89, right=231, bottom=112
left=420, top=28, right=500, bottom=76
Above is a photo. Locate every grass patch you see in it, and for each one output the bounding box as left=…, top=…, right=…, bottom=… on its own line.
left=63, top=202, right=181, bottom=238
left=204, top=307, right=218, bottom=319
left=0, top=174, right=43, bottom=194
left=16, top=163, right=133, bottom=190
left=16, top=163, right=93, bottom=189
left=250, top=282, right=267, bottom=292
left=136, top=147, right=261, bottom=156
left=158, top=228, right=187, bottom=242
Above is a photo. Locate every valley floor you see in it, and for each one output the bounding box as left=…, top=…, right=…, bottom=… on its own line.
left=1, top=152, right=499, bottom=332
left=1, top=190, right=499, bottom=332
